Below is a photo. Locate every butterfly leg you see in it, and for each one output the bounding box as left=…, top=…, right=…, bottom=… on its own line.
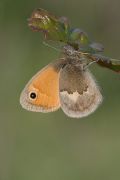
left=83, top=60, right=97, bottom=70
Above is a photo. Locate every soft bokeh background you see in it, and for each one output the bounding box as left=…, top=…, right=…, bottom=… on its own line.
left=1, top=0, right=120, bottom=179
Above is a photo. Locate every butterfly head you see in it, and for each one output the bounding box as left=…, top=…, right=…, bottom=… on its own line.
left=63, top=45, right=80, bottom=60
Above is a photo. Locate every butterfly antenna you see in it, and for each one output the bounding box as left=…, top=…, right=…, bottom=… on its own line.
left=43, top=41, right=61, bottom=52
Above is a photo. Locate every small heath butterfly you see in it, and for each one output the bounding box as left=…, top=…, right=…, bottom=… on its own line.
left=20, top=45, right=102, bottom=118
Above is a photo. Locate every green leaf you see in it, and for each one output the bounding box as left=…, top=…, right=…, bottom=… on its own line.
left=69, top=28, right=89, bottom=44
left=28, top=8, right=69, bottom=42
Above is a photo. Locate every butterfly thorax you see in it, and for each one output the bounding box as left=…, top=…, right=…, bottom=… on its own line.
left=62, top=45, right=90, bottom=68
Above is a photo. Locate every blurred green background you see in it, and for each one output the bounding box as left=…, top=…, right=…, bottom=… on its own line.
left=1, top=0, right=120, bottom=180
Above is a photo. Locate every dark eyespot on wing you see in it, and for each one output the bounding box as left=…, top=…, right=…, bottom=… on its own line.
left=20, top=59, right=67, bottom=112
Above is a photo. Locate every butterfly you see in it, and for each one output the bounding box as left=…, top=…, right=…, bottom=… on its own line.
left=20, top=8, right=120, bottom=118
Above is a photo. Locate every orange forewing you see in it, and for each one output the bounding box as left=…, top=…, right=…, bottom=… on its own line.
left=27, top=66, right=60, bottom=110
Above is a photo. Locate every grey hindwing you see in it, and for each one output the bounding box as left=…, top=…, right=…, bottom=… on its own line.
left=59, top=64, right=103, bottom=118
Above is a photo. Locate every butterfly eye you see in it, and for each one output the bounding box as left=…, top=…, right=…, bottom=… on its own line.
left=29, top=91, right=37, bottom=100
